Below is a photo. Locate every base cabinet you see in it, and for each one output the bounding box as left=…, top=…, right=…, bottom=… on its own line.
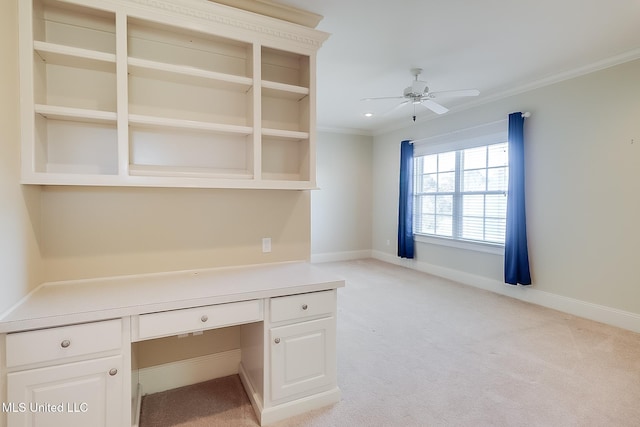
left=270, top=317, right=336, bottom=402
left=7, top=355, right=124, bottom=427
left=1, top=263, right=344, bottom=427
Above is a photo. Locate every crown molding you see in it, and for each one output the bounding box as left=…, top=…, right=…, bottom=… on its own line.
left=317, top=126, right=373, bottom=137
left=370, top=49, right=640, bottom=136
left=126, top=0, right=329, bottom=49
left=209, top=0, right=323, bottom=28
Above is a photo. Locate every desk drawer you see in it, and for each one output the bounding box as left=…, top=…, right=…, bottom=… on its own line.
left=270, top=290, right=335, bottom=324
left=135, top=300, right=262, bottom=341
left=6, top=319, right=122, bottom=369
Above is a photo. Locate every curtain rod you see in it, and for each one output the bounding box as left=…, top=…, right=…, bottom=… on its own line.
left=408, top=112, right=531, bottom=144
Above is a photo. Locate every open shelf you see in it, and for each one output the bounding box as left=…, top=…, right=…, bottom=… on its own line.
left=21, top=0, right=326, bottom=189
left=262, top=92, right=309, bottom=133
left=129, top=125, right=254, bottom=180
left=262, top=47, right=309, bottom=88
left=128, top=18, right=252, bottom=80
left=128, top=30, right=253, bottom=128
left=32, top=0, right=116, bottom=54
left=34, top=114, right=118, bottom=175
left=261, top=137, right=310, bottom=182
left=26, top=0, right=118, bottom=178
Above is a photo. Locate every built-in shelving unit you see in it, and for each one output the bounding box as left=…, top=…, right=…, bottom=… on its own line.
left=19, top=0, right=328, bottom=189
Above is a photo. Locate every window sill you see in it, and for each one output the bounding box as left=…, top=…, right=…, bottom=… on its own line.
left=414, top=234, right=504, bottom=255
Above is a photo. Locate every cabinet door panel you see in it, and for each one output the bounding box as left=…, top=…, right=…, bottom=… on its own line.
left=270, top=317, right=336, bottom=402
left=7, top=355, right=123, bottom=427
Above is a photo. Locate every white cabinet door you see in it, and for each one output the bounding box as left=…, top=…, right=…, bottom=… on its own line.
left=270, top=317, right=336, bottom=402
left=7, top=355, right=123, bottom=427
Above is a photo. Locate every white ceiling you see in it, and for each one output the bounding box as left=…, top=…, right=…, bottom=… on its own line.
left=272, top=0, right=640, bottom=135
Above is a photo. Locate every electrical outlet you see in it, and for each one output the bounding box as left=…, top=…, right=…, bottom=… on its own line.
left=262, top=237, right=272, bottom=253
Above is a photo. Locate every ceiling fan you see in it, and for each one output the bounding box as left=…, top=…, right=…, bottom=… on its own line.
left=361, top=68, right=480, bottom=121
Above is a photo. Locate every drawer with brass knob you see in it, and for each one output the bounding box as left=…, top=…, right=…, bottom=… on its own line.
left=133, top=299, right=263, bottom=341
left=270, top=290, right=335, bottom=323
left=6, top=319, right=122, bottom=369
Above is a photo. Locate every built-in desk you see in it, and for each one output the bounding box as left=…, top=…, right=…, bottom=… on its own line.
left=0, top=262, right=345, bottom=427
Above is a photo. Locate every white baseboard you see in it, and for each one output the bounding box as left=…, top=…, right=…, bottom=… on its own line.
left=138, top=349, right=241, bottom=395
left=260, top=387, right=341, bottom=426
left=371, top=250, right=640, bottom=334
left=132, top=383, right=142, bottom=427
left=311, top=250, right=372, bottom=263
left=239, top=363, right=264, bottom=423
left=239, top=362, right=341, bottom=426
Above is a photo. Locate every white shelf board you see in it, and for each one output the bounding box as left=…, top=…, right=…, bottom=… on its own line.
left=262, top=81, right=309, bottom=100
left=262, top=128, right=309, bottom=140
left=21, top=171, right=315, bottom=190
left=21, top=171, right=122, bottom=186
left=262, top=172, right=302, bottom=181
left=129, top=114, right=253, bottom=135
left=260, top=177, right=316, bottom=189
left=129, top=164, right=253, bottom=180
left=34, top=41, right=116, bottom=72
left=128, top=57, right=252, bottom=90
left=35, top=104, right=117, bottom=124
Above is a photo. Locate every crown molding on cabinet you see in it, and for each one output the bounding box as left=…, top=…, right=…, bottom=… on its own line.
left=128, top=0, right=329, bottom=49
left=209, top=0, right=323, bottom=28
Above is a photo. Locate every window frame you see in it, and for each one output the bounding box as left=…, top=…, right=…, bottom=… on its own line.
left=410, top=120, right=509, bottom=253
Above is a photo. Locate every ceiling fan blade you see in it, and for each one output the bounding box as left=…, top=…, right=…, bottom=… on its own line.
left=429, top=89, right=480, bottom=98
left=421, top=99, right=449, bottom=114
left=382, top=100, right=410, bottom=115
left=361, top=96, right=405, bottom=101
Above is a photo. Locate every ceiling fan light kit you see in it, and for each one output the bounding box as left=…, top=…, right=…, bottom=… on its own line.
left=362, top=67, right=480, bottom=122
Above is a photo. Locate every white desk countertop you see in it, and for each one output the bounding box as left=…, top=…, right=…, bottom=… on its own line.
left=0, top=262, right=345, bottom=333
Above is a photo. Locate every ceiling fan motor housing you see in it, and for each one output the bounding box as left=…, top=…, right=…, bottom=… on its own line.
left=404, top=80, right=429, bottom=98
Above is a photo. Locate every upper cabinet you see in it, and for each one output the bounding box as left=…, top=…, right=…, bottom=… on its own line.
left=19, top=0, right=329, bottom=189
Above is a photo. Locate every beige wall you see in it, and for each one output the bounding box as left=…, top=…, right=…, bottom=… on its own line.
left=0, top=0, right=42, bottom=314
left=40, top=186, right=310, bottom=281
left=311, top=132, right=373, bottom=260
left=134, top=327, right=240, bottom=368
left=1, top=2, right=42, bottom=418
left=372, top=59, right=640, bottom=315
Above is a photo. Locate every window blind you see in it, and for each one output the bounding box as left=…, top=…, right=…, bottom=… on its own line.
left=413, top=120, right=509, bottom=246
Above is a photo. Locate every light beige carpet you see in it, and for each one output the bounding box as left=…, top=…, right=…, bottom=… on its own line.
left=139, top=375, right=257, bottom=426
left=140, top=259, right=640, bottom=426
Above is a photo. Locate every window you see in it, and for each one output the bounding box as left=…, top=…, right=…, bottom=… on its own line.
left=413, top=142, right=508, bottom=245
